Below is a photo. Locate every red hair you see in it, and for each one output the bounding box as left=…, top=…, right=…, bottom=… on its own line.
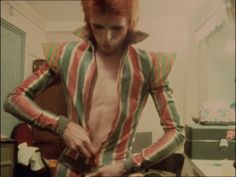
left=81, top=0, right=139, bottom=36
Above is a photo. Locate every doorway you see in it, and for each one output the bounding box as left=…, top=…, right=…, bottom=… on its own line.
left=1, top=18, right=25, bottom=137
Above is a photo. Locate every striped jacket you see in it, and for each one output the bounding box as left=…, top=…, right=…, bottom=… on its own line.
left=4, top=26, right=185, bottom=173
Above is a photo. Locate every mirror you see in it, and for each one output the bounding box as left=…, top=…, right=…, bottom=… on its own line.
left=185, top=0, right=235, bottom=124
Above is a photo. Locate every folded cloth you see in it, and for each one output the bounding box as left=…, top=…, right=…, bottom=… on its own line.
left=18, top=142, right=46, bottom=171
left=197, top=99, right=235, bottom=125
left=30, top=150, right=47, bottom=171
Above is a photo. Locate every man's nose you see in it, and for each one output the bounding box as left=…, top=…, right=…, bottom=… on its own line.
left=104, top=30, right=112, bottom=42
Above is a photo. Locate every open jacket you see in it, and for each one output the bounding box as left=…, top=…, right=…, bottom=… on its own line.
left=4, top=26, right=185, bottom=173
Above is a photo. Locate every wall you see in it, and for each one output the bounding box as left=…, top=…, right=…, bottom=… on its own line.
left=1, top=1, right=47, bottom=79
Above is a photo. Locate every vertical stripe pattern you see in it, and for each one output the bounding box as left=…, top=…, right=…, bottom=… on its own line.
left=4, top=40, right=185, bottom=174
left=4, top=64, right=61, bottom=131
left=114, top=46, right=143, bottom=160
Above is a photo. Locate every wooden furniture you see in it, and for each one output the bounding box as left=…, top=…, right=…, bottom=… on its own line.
left=32, top=59, right=67, bottom=160
left=0, top=139, right=17, bottom=177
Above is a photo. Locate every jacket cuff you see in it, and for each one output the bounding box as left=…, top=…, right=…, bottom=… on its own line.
left=56, top=116, right=70, bottom=136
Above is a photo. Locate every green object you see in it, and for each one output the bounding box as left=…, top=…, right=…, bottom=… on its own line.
left=230, top=102, right=235, bottom=109
left=184, top=122, right=235, bottom=160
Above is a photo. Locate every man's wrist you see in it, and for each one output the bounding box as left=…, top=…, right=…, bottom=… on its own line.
left=56, top=116, right=70, bottom=136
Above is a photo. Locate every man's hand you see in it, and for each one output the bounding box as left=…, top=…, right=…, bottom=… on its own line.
left=86, top=162, right=126, bottom=177
left=62, top=122, right=96, bottom=159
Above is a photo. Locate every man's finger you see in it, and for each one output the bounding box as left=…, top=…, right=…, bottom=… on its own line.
left=84, top=141, right=96, bottom=155
left=77, top=141, right=92, bottom=158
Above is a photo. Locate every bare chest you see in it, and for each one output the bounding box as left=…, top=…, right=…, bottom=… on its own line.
left=87, top=57, right=121, bottom=148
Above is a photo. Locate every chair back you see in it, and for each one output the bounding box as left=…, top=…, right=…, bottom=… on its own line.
left=32, top=59, right=66, bottom=159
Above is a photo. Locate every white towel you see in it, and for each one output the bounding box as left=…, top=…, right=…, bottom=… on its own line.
left=17, top=142, right=46, bottom=171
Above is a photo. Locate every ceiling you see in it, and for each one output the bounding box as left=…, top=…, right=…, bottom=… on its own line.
left=25, top=1, right=84, bottom=23
left=25, top=0, right=220, bottom=24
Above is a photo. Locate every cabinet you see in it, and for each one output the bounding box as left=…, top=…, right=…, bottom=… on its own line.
left=0, top=139, right=17, bottom=177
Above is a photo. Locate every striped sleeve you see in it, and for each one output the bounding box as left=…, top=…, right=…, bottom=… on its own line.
left=42, top=42, right=67, bottom=73
left=124, top=52, right=185, bottom=172
left=4, top=63, right=70, bottom=135
left=149, top=52, right=176, bottom=87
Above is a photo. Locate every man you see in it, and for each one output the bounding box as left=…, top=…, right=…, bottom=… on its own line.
left=4, top=0, right=185, bottom=176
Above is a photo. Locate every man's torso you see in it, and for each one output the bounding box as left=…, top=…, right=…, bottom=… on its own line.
left=87, top=54, right=122, bottom=151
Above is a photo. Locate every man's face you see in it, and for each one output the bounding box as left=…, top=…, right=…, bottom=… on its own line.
left=89, top=14, right=129, bottom=55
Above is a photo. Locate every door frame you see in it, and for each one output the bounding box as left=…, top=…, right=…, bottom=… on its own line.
left=1, top=18, right=26, bottom=136
left=1, top=18, right=26, bottom=82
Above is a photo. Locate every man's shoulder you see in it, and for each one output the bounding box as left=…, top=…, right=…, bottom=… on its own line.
left=131, top=46, right=176, bottom=63
left=63, top=40, right=91, bottom=53
left=42, top=40, right=91, bottom=73
left=42, top=40, right=89, bottom=52
left=129, top=45, right=156, bottom=61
